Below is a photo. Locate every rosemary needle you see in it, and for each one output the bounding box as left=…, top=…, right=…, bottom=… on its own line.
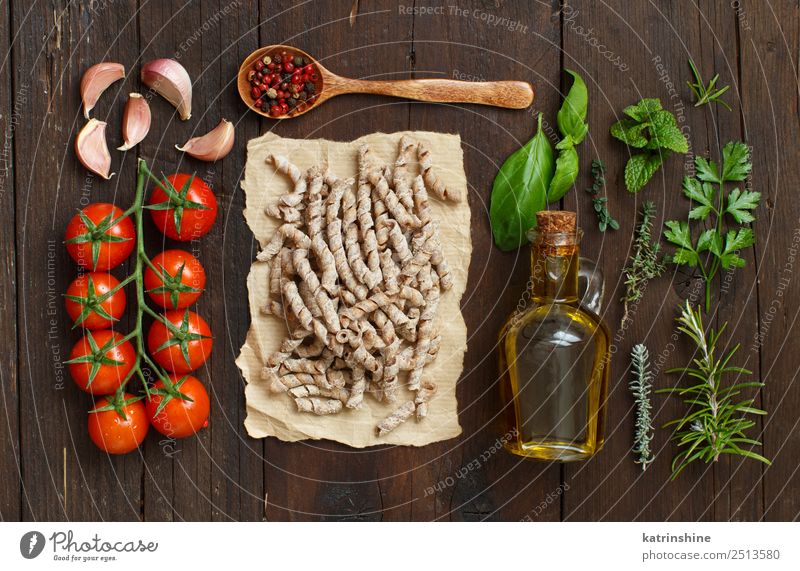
left=687, top=58, right=731, bottom=110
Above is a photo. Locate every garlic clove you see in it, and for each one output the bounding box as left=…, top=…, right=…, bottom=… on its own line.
left=80, top=62, right=126, bottom=119
left=117, top=93, right=151, bottom=151
left=175, top=119, right=235, bottom=162
left=75, top=119, right=115, bottom=179
left=141, top=59, right=192, bottom=120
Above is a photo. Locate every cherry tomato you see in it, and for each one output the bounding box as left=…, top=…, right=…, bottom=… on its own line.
left=147, top=310, right=212, bottom=374
left=148, top=174, right=218, bottom=241
left=65, top=272, right=127, bottom=329
left=67, top=330, right=136, bottom=395
left=65, top=203, right=135, bottom=270
left=146, top=374, right=210, bottom=438
left=88, top=393, right=149, bottom=454
left=144, top=249, right=206, bottom=310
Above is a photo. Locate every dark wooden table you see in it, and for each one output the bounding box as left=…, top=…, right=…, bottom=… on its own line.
left=1, top=0, right=797, bottom=522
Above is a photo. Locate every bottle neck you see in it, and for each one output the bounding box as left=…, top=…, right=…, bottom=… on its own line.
left=530, top=241, right=580, bottom=304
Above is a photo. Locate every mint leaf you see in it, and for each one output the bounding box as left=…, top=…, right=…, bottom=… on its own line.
left=649, top=110, right=689, bottom=153
left=664, top=220, right=693, bottom=249
left=725, top=188, right=760, bottom=223
left=624, top=98, right=662, bottom=122
left=610, top=119, right=650, bottom=148
left=625, top=152, right=664, bottom=193
left=722, top=141, right=751, bottom=182
left=695, top=156, right=721, bottom=183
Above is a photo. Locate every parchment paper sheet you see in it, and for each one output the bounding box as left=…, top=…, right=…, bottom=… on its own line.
left=236, top=131, right=471, bottom=447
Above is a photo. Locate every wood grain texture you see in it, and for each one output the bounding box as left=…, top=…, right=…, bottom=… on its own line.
left=0, top=0, right=19, bottom=522
left=2, top=0, right=798, bottom=522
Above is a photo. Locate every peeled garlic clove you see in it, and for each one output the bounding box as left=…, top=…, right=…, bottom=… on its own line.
left=141, top=58, right=192, bottom=120
left=176, top=119, right=234, bottom=162
left=75, top=119, right=114, bottom=179
left=117, top=93, right=151, bottom=151
left=80, top=62, right=125, bottom=119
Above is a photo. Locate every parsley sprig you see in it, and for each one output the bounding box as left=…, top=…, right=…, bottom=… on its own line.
left=664, top=141, right=759, bottom=312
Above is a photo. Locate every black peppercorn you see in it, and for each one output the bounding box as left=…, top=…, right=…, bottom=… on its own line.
left=273, top=54, right=282, bottom=64
left=305, top=82, right=315, bottom=93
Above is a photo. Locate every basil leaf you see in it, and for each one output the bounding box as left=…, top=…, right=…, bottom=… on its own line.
left=548, top=144, right=579, bottom=203
left=490, top=113, right=554, bottom=251
left=557, top=69, right=588, bottom=144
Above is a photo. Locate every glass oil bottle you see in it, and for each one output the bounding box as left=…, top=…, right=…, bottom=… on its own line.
left=498, top=211, right=610, bottom=461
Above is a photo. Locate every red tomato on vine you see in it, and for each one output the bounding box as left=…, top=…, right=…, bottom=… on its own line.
left=88, top=393, right=149, bottom=454
left=144, top=249, right=206, bottom=309
left=148, top=174, right=217, bottom=241
left=146, top=374, right=210, bottom=438
left=67, top=330, right=136, bottom=395
left=65, top=272, right=127, bottom=329
left=65, top=203, right=135, bottom=270
left=147, top=309, right=212, bottom=374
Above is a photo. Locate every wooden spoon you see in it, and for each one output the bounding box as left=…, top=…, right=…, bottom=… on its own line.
left=238, top=45, right=534, bottom=119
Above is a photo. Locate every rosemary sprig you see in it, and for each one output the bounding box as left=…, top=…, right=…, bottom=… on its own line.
left=585, top=159, right=618, bottom=232
left=630, top=343, right=655, bottom=470
left=622, top=201, right=666, bottom=324
left=687, top=59, right=731, bottom=110
left=657, top=302, right=770, bottom=480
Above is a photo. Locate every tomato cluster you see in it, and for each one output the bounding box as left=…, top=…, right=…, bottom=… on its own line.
left=64, top=174, right=218, bottom=454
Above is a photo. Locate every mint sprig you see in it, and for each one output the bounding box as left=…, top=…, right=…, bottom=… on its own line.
left=610, top=98, right=689, bottom=193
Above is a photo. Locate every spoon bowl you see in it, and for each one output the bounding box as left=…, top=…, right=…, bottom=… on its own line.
left=238, top=44, right=534, bottom=120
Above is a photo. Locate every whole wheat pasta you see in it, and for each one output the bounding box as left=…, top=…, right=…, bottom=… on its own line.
left=376, top=400, right=416, bottom=436
left=417, top=142, right=461, bottom=202
left=259, top=136, right=459, bottom=435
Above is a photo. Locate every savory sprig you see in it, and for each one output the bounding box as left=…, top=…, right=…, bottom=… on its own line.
left=664, top=141, right=759, bottom=312
left=687, top=59, right=731, bottom=110
left=622, top=201, right=666, bottom=324
left=630, top=343, right=655, bottom=470
left=658, top=301, right=769, bottom=480
left=610, top=98, right=689, bottom=193
left=585, top=159, right=618, bottom=232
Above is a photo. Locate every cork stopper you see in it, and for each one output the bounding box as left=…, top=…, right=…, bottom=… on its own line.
left=536, top=210, right=576, bottom=234
left=532, top=210, right=579, bottom=253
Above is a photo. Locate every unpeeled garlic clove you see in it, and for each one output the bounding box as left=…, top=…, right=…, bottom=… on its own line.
left=117, top=93, right=151, bottom=151
left=176, top=119, right=234, bottom=162
left=80, top=62, right=125, bottom=119
left=141, top=58, right=192, bottom=120
left=75, top=119, right=115, bottom=179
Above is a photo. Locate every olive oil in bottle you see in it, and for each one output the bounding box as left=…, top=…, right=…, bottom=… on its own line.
left=498, top=211, right=610, bottom=461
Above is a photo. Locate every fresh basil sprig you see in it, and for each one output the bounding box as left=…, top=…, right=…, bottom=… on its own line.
left=489, top=113, right=554, bottom=251
left=610, top=98, right=689, bottom=193
left=548, top=69, right=589, bottom=203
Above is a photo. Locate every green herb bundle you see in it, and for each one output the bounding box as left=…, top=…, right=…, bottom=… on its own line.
left=687, top=59, right=731, bottom=110
left=622, top=201, right=666, bottom=324
left=659, top=301, right=769, bottom=480
left=585, top=159, right=618, bottom=232
left=630, top=343, right=655, bottom=470
left=610, top=98, right=689, bottom=193
left=490, top=69, right=588, bottom=251
left=664, top=141, right=759, bottom=312
left=548, top=69, right=589, bottom=203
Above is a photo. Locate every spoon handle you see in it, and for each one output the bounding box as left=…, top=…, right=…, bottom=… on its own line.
left=329, top=78, right=534, bottom=109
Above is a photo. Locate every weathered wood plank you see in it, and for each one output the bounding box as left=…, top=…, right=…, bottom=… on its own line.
left=739, top=0, right=800, bottom=522
left=0, top=0, right=20, bottom=522
left=14, top=0, right=143, bottom=521
left=411, top=0, right=563, bottom=521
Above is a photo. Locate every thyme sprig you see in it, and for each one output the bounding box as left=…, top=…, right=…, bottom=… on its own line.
left=657, top=302, right=770, bottom=480
left=687, top=59, right=731, bottom=110
left=585, top=159, right=618, bottom=232
left=622, top=201, right=666, bottom=325
left=630, top=343, right=655, bottom=470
